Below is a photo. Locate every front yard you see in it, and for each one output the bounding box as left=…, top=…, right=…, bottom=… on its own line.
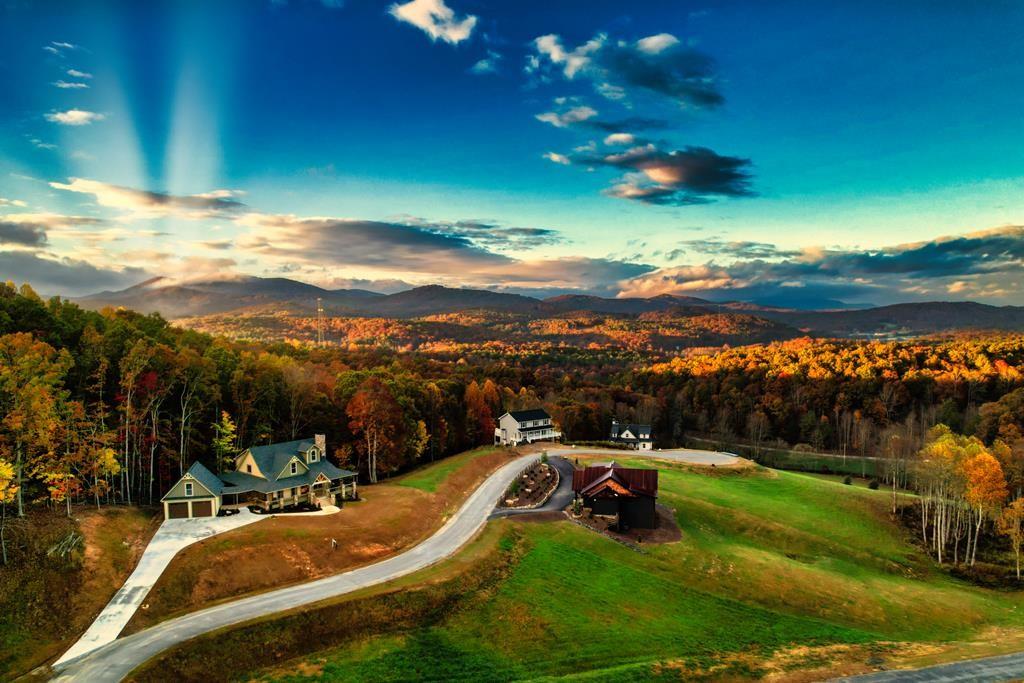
left=124, top=446, right=517, bottom=633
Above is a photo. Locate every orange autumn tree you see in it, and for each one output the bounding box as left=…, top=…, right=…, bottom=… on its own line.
left=998, top=499, right=1024, bottom=580
left=347, top=377, right=402, bottom=484
left=962, top=451, right=1008, bottom=566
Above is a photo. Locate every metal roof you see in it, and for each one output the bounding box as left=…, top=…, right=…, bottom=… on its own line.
left=572, top=464, right=658, bottom=498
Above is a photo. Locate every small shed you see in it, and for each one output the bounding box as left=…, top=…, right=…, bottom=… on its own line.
left=572, top=462, right=658, bottom=529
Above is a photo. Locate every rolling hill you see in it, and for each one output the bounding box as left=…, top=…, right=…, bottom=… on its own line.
left=76, top=276, right=1024, bottom=338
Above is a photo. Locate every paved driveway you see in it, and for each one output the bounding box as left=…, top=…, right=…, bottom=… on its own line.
left=55, top=509, right=265, bottom=666
left=545, top=445, right=745, bottom=467
left=52, top=446, right=744, bottom=681
left=490, top=456, right=576, bottom=518
left=836, top=652, right=1024, bottom=682
left=52, top=454, right=537, bottom=682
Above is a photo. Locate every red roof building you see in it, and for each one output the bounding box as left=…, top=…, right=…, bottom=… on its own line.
left=572, top=462, right=658, bottom=529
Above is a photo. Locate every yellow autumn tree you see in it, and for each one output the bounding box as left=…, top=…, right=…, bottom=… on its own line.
left=962, top=451, right=1008, bottom=566
left=0, top=457, right=16, bottom=564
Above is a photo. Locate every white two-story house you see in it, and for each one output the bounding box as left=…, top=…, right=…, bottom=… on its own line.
left=494, top=408, right=561, bottom=446
left=609, top=420, right=654, bottom=450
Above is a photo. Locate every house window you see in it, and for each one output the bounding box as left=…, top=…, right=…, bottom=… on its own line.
left=310, top=450, right=319, bottom=462
left=246, top=464, right=252, bottom=473
left=290, top=461, right=298, bottom=475
left=185, top=482, right=193, bottom=497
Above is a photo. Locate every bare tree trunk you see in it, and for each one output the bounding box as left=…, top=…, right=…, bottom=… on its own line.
left=15, top=441, right=24, bottom=517
left=1, top=502, right=8, bottom=565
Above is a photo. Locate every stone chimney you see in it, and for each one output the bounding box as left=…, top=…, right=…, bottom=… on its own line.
left=315, top=433, right=326, bottom=452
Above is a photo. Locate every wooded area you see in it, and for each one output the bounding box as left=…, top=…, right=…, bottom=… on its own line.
left=3, top=281, right=1024, bottom=572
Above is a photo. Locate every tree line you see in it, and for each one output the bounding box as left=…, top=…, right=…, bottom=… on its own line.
left=0, top=284, right=581, bottom=563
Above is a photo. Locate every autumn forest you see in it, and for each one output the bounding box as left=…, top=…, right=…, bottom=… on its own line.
left=3, top=280, right=1024, bottom=575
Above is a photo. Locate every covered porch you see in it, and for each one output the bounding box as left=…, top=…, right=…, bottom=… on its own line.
left=223, top=475, right=358, bottom=511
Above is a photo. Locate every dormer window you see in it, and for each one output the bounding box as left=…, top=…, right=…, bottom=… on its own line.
left=309, top=449, right=319, bottom=463
left=185, top=482, right=193, bottom=497
left=246, top=464, right=252, bottom=473
left=290, top=461, right=298, bottom=475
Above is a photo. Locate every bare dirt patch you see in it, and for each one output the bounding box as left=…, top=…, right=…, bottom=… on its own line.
left=572, top=503, right=682, bottom=546
left=125, top=448, right=518, bottom=632
left=1, top=505, right=157, bottom=679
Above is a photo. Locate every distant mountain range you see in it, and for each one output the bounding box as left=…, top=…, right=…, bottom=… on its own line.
left=76, top=276, right=1024, bottom=338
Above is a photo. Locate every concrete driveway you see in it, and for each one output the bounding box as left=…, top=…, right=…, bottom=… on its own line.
left=55, top=509, right=265, bottom=666
left=51, top=453, right=537, bottom=682
left=52, top=446, right=743, bottom=681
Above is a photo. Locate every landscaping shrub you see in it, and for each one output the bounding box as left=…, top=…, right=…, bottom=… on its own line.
left=868, top=479, right=880, bottom=490
left=843, top=476, right=853, bottom=485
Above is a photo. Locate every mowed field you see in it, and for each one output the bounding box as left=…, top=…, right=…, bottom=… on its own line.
left=248, top=456, right=1024, bottom=682
left=125, top=446, right=515, bottom=633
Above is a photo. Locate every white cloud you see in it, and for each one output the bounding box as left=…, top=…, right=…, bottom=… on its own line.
left=45, top=109, right=105, bottom=126
left=535, top=105, right=597, bottom=128
left=389, top=0, right=477, bottom=45
left=50, top=178, right=246, bottom=219
left=1, top=212, right=101, bottom=229
left=533, top=34, right=604, bottom=79
left=53, top=80, right=89, bottom=89
left=43, top=41, right=78, bottom=56
left=0, top=198, right=28, bottom=208
left=543, top=152, right=570, bottom=165
left=636, top=33, right=680, bottom=54
left=530, top=31, right=722, bottom=108
left=603, top=133, right=635, bottom=146
left=67, top=69, right=93, bottom=79
left=470, top=50, right=501, bottom=75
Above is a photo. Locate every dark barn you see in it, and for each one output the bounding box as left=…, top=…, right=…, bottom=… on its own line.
left=572, top=463, right=658, bottom=529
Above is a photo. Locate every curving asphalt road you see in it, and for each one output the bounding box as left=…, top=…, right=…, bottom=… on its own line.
left=50, top=446, right=742, bottom=682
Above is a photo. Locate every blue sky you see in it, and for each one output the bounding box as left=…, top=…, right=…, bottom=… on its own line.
left=1, top=0, right=1024, bottom=306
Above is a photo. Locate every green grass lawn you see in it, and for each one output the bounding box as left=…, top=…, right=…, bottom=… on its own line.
left=253, top=461, right=1024, bottom=681
left=396, top=446, right=501, bottom=493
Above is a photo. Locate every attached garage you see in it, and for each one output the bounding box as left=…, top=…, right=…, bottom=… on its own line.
left=167, top=502, right=190, bottom=519
left=190, top=500, right=214, bottom=517
left=161, top=461, right=225, bottom=520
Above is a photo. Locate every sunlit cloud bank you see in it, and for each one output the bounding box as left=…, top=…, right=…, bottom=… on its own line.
left=4, top=174, right=1023, bottom=306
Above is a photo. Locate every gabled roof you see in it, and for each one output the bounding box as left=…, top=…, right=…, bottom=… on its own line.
left=572, top=464, right=657, bottom=498
left=162, top=460, right=223, bottom=501
left=220, top=459, right=355, bottom=495
left=611, top=422, right=653, bottom=441
left=506, top=408, right=551, bottom=423
left=244, top=438, right=316, bottom=484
